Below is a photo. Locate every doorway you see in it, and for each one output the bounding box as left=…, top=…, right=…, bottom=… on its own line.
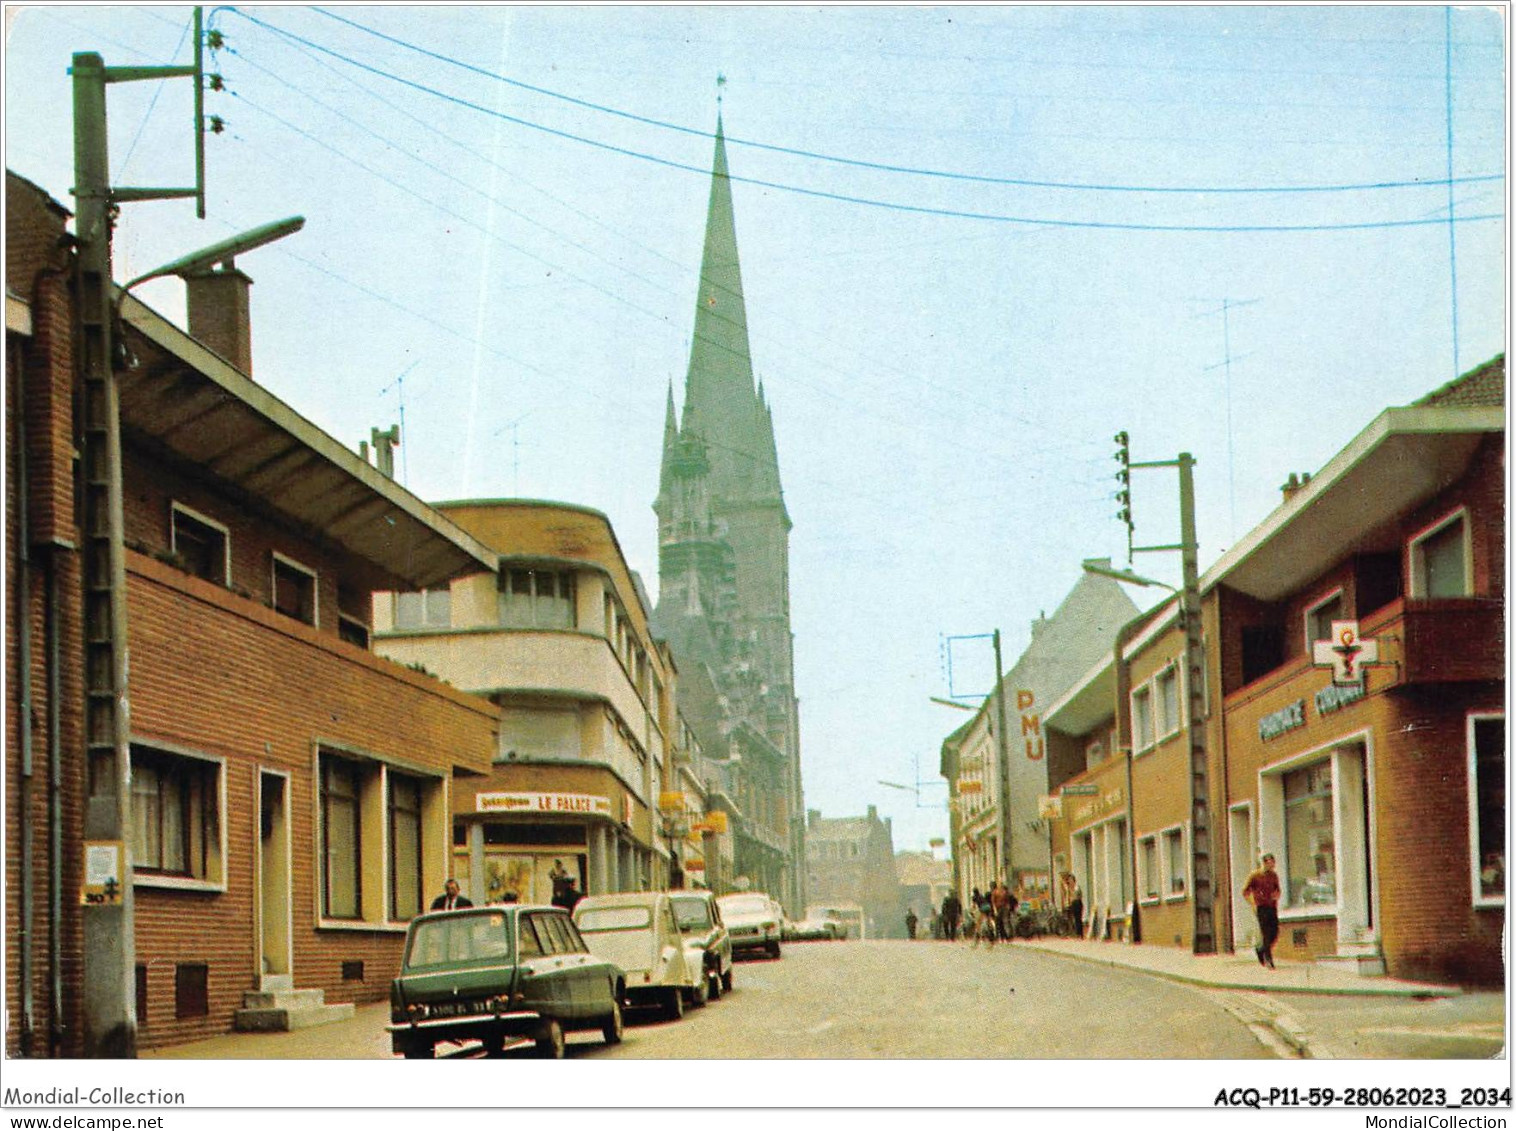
left=258, top=771, right=292, bottom=986
left=1228, top=802, right=1254, bottom=953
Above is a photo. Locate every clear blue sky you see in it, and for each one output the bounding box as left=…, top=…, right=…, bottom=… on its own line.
left=6, top=5, right=1505, bottom=857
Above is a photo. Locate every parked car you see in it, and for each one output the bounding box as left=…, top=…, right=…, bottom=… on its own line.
left=717, top=891, right=784, bottom=959
left=786, top=909, right=847, bottom=941
left=669, top=889, right=734, bottom=1000
left=388, top=904, right=624, bottom=1060
left=573, top=891, right=700, bottom=1019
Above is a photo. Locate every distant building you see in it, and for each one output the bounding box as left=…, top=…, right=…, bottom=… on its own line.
left=805, top=807, right=901, bottom=938
left=940, top=573, right=1139, bottom=902
left=895, top=851, right=952, bottom=932
left=653, top=116, right=805, bottom=912
left=373, top=501, right=680, bottom=903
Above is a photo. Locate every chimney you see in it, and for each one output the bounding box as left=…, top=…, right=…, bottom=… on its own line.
left=867, top=804, right=877, bottom=823
left=186, top=265, right=254, bottom=375
left=1280, top=471, right=1312, bottom=503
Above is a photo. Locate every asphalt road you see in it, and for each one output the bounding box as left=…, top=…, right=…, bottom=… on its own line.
left=542, top=938, right=1271, bottom=1060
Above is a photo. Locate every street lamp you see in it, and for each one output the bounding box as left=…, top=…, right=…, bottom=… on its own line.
left=1080, top=558, right=1177, bottom=593
left=122, top=215, right=306, bottom=294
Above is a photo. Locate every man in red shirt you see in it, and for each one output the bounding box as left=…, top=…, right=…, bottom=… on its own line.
left=1242, top=853, right=1281, bottom=969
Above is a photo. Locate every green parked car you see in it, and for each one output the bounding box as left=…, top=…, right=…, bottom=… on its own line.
left=388, top=904, right=625, bottom=1059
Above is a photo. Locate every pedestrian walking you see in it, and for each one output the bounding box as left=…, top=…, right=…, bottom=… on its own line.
left=430, top=878, right=473, bottom=911
left=1065, top=874, right=1084, bottom=938
left=941, top=891, right=962, bottom=941
left=990, top=881, right=1010, bottom=940
left=972, top=891, right=997, bottom=948
left=905, top=908, right=918, bottom=940
left=1242, top=852, right=1281, bottom=969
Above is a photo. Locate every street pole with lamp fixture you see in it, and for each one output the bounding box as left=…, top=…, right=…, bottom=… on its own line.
left=1082, top=439, right=1215, bottom=955
left=70, top=10, right=307, bottom=1053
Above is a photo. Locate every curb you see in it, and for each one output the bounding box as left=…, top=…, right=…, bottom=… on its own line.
left=1015, top=941, right=1460, bottom=1000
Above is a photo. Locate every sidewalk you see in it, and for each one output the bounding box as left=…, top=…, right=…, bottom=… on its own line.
left=1011, top=935, right=1462, bottom=998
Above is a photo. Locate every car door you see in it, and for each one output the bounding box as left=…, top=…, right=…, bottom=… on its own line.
left=519, top=911, right=571, bottom=1018
left=542, top=910, right=594, bottom=1020
left=562, top=914, right=614, bottom=1016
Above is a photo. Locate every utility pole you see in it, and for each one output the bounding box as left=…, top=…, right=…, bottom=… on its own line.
left=71, top=10, right=210, bottom=1056
left=1124, top=446, right=1214, bottom=955
left=992, top=629, right=1014, bottom=889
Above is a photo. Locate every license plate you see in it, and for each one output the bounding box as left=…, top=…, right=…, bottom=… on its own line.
left=426, top=1000, right=482, bottom=1019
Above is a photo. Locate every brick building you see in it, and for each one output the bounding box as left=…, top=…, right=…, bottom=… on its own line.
left=1042, top=357, right=1504, bottom=983
left=5, top=171, right=502, bottom=1054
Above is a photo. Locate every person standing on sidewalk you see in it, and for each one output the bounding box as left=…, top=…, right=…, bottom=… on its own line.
left=1242, top=853, right=1281, bottom=969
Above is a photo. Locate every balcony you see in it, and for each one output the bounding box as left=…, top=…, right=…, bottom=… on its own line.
left=1383, top=597, right=1504, bottom=685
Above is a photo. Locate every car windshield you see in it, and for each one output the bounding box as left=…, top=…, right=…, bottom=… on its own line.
left=718, top=895, right=770, bottom=915
left=405, top=912, right=512, bottom=969
left=575, top=906, right=652, bottom=932
left=671, top=897, right=712, bottom=931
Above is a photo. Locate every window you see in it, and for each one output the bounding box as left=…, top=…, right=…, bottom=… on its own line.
left=498, top=569, right=576, bottom=629
left=1163, top=827, right=1186, bottom=898
left=1138, top=835, right=1159, bottom=901
left=394, top=588, right=450, bottom=630
left=1155, top=667, right=1180, bottom=739
left=338, top=615, right=370, bottom=649
left=321, top=757, right=362, bottom=920
left=1411, top=511, right=1470, bottom=598
left=1469, top=715, right=1505, bottom=905
left=1283, top=762, right=1335, bottom=908
left=272, top=553, right=317, bottom=625
left=1240, top=624, right=1285, bottom=685
left=390, top=774, right=423, bottom=921
left=1305, top=591, right=1345, bottom=651
left=1132, top=685, right=1154, bottom=751
left=517, top=916, right=546, bottom=958
left=174, top=963, right=209, bottom=1019
left=171, top=503, right=229, bottom=584
left=130, top=745, right=222, bottom=884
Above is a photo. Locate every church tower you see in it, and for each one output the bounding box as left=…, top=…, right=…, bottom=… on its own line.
left=655, top=115, right=806, bottom=912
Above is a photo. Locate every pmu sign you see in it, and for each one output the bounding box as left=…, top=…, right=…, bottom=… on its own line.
left=1017, top=690, right=1044, bottom=761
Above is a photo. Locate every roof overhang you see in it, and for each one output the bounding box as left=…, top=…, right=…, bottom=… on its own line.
left=1203, top=405, right=1503, bottom=602
left=117, top=291, right=496, bottom=591
left=1043, top=653, right=1117, bottom=737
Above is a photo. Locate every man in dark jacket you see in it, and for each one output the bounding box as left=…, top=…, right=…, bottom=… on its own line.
left=430, top=878, right=473, bottom=911
left=941, top=891, right=962, bottom=941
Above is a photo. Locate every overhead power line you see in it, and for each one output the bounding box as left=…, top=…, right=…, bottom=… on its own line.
left=213, top=9, right=1503, bottom=235
left=302, top=5, right=1503, bottom=198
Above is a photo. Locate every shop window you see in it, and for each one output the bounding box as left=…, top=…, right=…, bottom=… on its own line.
left=170, top=503, right=229, bottom=584
left=1138, top=835, right=1159, bottom=901
left=1163, top=827, right=1186, bottom=898
left=1410, top=510, right=1470, bottom=598
left=130, top=744, right=223, bottom=885
left=499, top=569, right=576, bottom=629
left=321, top=756, right=363, bottom=920
left=1304, top=590, right=1344, bottom=652
left=1283, top=762, right=1335, bottom=908
left=1469, top=715, right=1505, bottom=905
left=1155, top=666, right=1181, bottom=739
left=390, top=774, right=424, bottom=921
left=1131, top=685, right=1154, bottom=752
left=174, top=963, right=209, bottom=1019
left=394, top=587, right=450, bottom=630
left=272, top=553, right=318, bottom=625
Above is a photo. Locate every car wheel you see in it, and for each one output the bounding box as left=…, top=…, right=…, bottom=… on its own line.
left=768, top=940, right=782, bottom=959
left=707, top=969, right=722, bottom=1001
left=534, top=1018, right=566, bottom=1059
left=479, top=1032, right=506, bottom=1057
left=601, top=997, right=624, bottom=1045
left=401, top=1040, right=434, bottom=1059
left=722, top=965, right=734, bottom=993
left=664, top=987, right=685, bottom=1022
left=691, top=974, right=709, bottom=1007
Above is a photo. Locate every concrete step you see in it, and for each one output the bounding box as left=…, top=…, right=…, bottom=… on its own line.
left=1316, top=952, right=1387, bottom=977
left=240, top=988, right=326, bottom=1011
left=233, top=1001, right=355, bottom=1032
